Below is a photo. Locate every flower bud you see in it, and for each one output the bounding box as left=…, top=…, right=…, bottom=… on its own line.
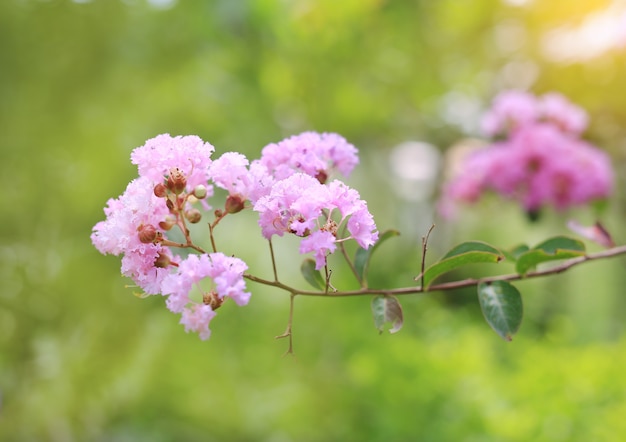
left=185, top=208, right=202, bottom=223
left=138, top=224, right=158, bottom=243
left=193, top=184, right=207, bottom=199
left=203, top=291, right=224, bottom=310
left=225, top=194, right=245, bottom=214
left=154, top=252, right=172, bottom=268
left=158, top=215, right=176, bottom=231
left=315, top=170, right=328, bottom=184
left=153, top=183, right=168, bottom=198
left=166, top=167, right=187, bottom=195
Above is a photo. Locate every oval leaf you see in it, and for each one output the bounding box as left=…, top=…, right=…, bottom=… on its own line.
left=301, top=258, right=325, bottom=290
left=501, top=244, right=530, bottom=262
left=515, top=236, right=586, bottom=275
left=371, top=295, right=403, bottom=334
left=354, top=229, right=400, bottom=285
left=422, top=241, right=504, bottom=289
left=477, top=280, right=523, bottom=341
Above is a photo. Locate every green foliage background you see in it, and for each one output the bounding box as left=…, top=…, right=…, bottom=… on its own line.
left=1, top=0, right=626, bottom=440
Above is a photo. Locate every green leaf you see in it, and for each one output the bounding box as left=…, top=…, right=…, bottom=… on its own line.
left=371, top=295, right=403, bottom=334
left=354, top=229, right=400, bottom=284
left=300, top=259, right=325, bottom=290
left=422, top=241, right=504, bottom=289
left=501, top=244, right=530, bottom=262
left=515, top=236, right=586, bottom=275
left=477, top=280, right=523, bottom=341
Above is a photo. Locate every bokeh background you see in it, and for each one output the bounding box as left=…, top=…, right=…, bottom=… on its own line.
left=2, top=0, right=626, bottom=440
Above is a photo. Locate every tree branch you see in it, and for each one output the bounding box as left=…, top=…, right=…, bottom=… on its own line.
left=244, top=244, right=626, bottom=298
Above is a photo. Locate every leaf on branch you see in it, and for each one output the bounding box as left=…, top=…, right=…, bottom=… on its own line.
left=501, top=244, right=530, bottom=262
left=515, top=235, right=586, bottom=276
left=371, top=295, right=403, bottom=334
left=422, top=241, right=504, bottom=289
left=300, top=258, right=326, bottom=290
left=354, top=229, right=400, bottom=285
left=477, top=280, right=523, bottom=341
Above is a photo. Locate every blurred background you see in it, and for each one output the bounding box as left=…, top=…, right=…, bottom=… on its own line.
left=2, top=0, right=626, bottom=440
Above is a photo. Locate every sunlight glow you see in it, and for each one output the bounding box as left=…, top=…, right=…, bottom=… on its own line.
left=542, top=1, right=626, bottom=62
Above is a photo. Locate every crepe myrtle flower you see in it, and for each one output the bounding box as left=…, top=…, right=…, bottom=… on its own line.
left=259, top=131, right=359, bottom=183
left=254, top=173, right=378, bottom=269
left=131, top=133, right=216, bottom=197
left=208, top=152, right=275, bottom=211
left=480, top=90, right=589, bottom=139
left=480, top=90, right=539, bottom=138
left=91, top=176, right=176, bottom=294
left=160, top=253, right=251, bottom=340
left=439, top=123, right=613, bottom=218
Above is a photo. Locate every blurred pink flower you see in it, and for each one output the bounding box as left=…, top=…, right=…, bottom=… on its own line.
left=481, top=90, right=538, bottom=137
left=440, top=120, right=613, bottom=217
left=540, top=93, right=588, bottom=135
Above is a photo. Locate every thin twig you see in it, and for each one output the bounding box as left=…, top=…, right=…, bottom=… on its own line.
left=160, top=239, right=206, bottom=254
left=275, top=293, right=296, bottom=355
left=268, top=239, right=279, bottom=282
left=415, top=224, right=436, bottom=284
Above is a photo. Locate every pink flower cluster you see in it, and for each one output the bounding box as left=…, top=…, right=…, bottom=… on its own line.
left=254, top=174, right=378, bottom=270
left=209, top=131, right=376, bottom=269
left=92, top=131, right=377, bottom=339
left=440, top=91, right=613, bottom=217
left=480, top=90, right=588, bottom=138
left=259, top=131, right=359, bottom=183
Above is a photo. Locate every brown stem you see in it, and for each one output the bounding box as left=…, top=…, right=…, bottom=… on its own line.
left=160, top=239, right=206, bottom=254
left=244, top=244, right=626, bottom=298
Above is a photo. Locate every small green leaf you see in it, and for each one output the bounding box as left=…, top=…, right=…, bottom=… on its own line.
left=422, top=241, right=504, bottom=289
left=515, top=236, right=586, bottom=275
left=371, top=295, right=403, bottom=334
left=501, top=244, right=530, bottom=262
left=354, top=229, right=400, bottom=284
left=301, top=259, right=325, bottom=290
left=477, top=280, right=523, bottom=341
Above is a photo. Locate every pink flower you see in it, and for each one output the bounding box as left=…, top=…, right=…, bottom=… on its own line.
left=326, top=180, right=378, bottom=248
left=91, top=177, right=169, bottom=256
left=131, top=134, right=215, bottom=192
left=160, top=252, right=250, bottom=340
left=91, top=177, right=173, bottom=294
left=439, top=122, right=613, bottom=216
left=180, top=304, right=216, bottom=341
left=162, top=253, right=250, bottom=308
left=260, top=131, right=359, bottom=182
left=205, top=253, right=251, bottom=306
left=254, top=173, right=378, bottom=269
left=253, top=173, right=324, bottom=239
left=208, top=152, right=274, bottom=204
left=481, top=90, right=538, bottom=137
left=300, top=231, right=337, bottom=270
left=540, top=93, right=588, bottom=135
